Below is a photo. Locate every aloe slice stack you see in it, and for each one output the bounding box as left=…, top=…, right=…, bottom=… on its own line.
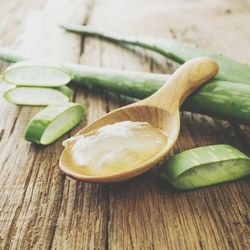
left=2, top=60, right=73, bottom=106
left=1, top=61, right=85, bottom=145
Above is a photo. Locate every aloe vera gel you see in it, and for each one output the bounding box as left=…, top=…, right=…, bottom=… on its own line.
left=62, top=121, right=167, bottom=176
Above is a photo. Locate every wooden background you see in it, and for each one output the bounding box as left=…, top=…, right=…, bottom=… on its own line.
left=0, top=0, right=250, bottom=249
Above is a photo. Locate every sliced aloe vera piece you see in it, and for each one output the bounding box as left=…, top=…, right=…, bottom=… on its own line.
left=4, top=86, right=73, bottom=106
left=160, top=145, right=250, bottom=190
left=2, top=60, right=71, bottom=87
left=24, top=102, right=85, bottom=145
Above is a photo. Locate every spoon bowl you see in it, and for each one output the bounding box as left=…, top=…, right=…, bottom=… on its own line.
left=60, top=105, right=179, bottom=182
left=60, top=57, right=219, bottom=183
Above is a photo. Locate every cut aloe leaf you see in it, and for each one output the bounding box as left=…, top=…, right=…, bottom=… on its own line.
left=2, top=60, right=71, bottom=87
left=1, top=47, right=250, bottom=125
left=160, top=145, right=250, bottom=190
left=4, top=86, right=73, bottom=106
left=61, top=24, right=250, bottom=84
left=24, top=102, right=85, bottom=145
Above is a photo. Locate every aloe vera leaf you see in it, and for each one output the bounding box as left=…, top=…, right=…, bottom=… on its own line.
left=0, top=48, right=250, bottom=124
left=61, top=24, right=250, bottom=84
left=66, top=63, right=250, bottom=123
left=160, top=144, right=250, bottom=190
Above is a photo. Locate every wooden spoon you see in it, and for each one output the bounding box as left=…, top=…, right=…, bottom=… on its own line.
left=59, top=57, right=219, bottom=183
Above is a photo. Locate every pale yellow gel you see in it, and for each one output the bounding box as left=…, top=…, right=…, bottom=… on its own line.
left=62, top=121, right=167, bottom=176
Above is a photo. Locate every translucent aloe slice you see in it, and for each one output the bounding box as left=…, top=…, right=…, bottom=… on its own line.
left=24, top=102, right=85, bottom=145
left=4, top=86, right=73, bottom=106
left=2, top=60, right=71, bottom=87
left=160, top=145, right=250, bottom=189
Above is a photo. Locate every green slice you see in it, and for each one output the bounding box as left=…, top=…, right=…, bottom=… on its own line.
left=2, top=60, right=72, bottom=87
left=24, top=102, right=85, bottom=145
left=4, top=86, right=73, bottom=106
left=160, top=145, right=250, bottom=190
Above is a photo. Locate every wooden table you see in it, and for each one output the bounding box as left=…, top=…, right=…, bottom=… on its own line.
left=0, top=0, right=249, bottom=249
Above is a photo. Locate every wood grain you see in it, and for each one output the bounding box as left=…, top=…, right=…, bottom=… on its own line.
left=0, top=0, right=249, bottom=249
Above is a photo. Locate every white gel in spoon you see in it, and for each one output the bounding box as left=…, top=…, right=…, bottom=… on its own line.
left=63, top=121, right=167, bottom=176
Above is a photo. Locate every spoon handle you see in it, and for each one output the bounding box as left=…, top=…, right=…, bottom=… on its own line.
left=142, top=57, right=219, bottom=111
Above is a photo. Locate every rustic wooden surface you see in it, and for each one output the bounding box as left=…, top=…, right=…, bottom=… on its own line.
left=0, top=0, right=249, bottom=249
